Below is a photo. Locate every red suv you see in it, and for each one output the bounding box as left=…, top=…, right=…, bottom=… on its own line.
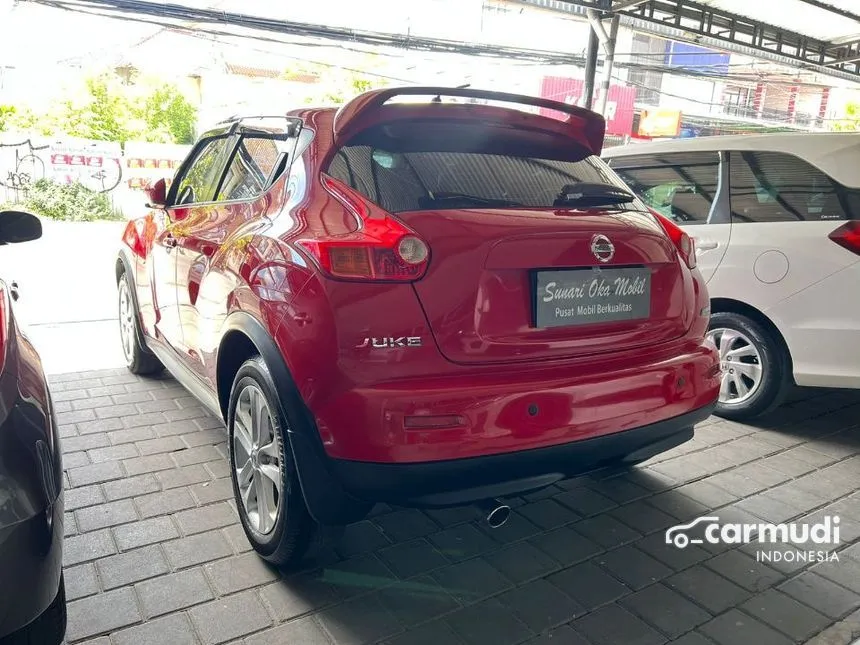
left=117, top=87, right=720, bottom=566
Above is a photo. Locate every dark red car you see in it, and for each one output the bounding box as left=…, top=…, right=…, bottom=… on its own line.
left=0, top=210, right=66, bottom=644
left=117, top=87, right=720, bottom=566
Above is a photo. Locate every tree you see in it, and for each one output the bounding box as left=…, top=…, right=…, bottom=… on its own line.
left=3, top=72, right=198, bottom=144
left=303, top=71, right=385, bottom=106
left=0, top=105, right=16, bottom=132
left=831, top=102, right=860, bottom=131
left=56, top=74, right=132, bottom=142
left=136, top=85, right=197, bottom=144
left=282, top=56, right=387, bottom=107
left=2, top=105, right=55, bottom=136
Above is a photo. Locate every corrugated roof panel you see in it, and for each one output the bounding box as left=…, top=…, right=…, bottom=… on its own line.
left=698, top=0, right=860, bottom=43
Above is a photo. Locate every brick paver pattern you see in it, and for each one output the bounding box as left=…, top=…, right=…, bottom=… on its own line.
left=52, top=368, right=860, bottom=645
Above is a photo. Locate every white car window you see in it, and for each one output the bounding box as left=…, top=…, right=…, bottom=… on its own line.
left=730, top=151, right=852, bottom=223
left=610, top=152, right=719, bottom=225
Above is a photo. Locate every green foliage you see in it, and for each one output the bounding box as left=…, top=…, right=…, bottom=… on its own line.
left=137, top=85, right=197, bottom=144
left=6, top=72, right=198, bottom=144
left=831, top=102, right=860, bottom=131
left=287, top=58, right=386, bottom=107
left=304, top=74, right=384, bottom=106
left=351, top=78, right=375, bottom=94
left=0, top=105, right=16, bottom=132
left=6, top=107, right=53, bottom=135
left=19, top=179, right=124, bottom=222
left=57, top=75, right=132, bottom=142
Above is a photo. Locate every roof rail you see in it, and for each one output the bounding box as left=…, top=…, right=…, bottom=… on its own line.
left=216, top=114, right=292, bottom=125
left=212, top=114, right=303, bottom=137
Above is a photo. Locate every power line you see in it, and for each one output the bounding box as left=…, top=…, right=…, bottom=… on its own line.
left=23, top=0, right=838, bottom=90
left=15, top=0, right=847, bottom=131
left=181, top=30, right=420, bottom=84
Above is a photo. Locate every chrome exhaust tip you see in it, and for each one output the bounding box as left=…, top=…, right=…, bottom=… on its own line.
left=476, top=498, right=511, bottom=529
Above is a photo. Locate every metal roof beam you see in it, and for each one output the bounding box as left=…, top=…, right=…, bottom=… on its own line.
left=825, top=54, right=860, bottom=66
left=795, top=0, right=860, bottom=24
left=518, top=0, right=860, bottom=81
left=828, top=34, right=860, bottom=47
left=612, top=0, right=649, bottom=9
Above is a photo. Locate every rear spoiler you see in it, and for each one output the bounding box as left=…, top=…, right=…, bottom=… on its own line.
left=331, top=86, right=607, bottom=156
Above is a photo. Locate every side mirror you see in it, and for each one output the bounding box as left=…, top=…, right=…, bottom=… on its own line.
left=145, top=178, right=168, bottom=209
left=0, top=210, right=42, bottom=245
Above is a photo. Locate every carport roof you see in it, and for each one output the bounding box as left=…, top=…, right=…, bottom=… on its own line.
left=692, top=0, right=860, bottom=43
left=538, top=0, right=860, bottom=82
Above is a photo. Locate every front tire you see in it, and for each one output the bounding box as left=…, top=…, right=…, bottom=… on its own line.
left=118, top=272, right=162, bottom=376
left=227, top=356, right=318, bottom=568
left=707, top=312, right=789, bottom=421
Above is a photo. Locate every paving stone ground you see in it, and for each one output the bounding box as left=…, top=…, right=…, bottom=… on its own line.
left=52, top=368, right=860, bottom=645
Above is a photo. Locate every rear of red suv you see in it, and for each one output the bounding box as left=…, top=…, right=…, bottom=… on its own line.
left=120, top=87, right=719, bottom=567
left=275, top=89, right=720, bottom=519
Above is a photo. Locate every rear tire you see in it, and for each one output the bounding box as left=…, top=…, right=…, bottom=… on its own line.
left=118, top=271, right=162, bottom=376
left=2, top=575, right=66, bottom=645
left=227, top=356, right=322, bottom=568
left=707, top=312, right=789, bottom=421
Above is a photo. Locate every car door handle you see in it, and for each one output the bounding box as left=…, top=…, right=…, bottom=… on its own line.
left=695, top=239, right=718, bottom=251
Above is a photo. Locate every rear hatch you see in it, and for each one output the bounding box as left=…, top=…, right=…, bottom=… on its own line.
left=401, top=206, right=691, bottom=364
left=323, top=89, right=693, bottom=364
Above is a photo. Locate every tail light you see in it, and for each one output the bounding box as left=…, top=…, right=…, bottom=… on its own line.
left=829, top=221, right=860, bottom=255
left=649, top=208, right=697, bottom=269
left=297, top=175, right=430, bottom=282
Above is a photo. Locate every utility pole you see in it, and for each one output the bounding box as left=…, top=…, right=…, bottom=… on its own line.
left=586, top=8, right=620, bottom=119
left=583, top=27, right=599, bottom=110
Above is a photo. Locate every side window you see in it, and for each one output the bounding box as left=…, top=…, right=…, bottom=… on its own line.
left=217, top=135, right=294, bottom=202
left=729, top=151, right=850, bottom=223
left=172, top=137, right=231, bottom=206
left=611, top=152, right=720, bottom=225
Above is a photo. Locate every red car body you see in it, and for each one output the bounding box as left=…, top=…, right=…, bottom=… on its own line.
left=118, top=87, right=720, bottom=524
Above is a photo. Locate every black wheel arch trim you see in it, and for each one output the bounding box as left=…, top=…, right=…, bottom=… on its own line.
left=220, top=311, right=372, bottom=525
left=709, top=297, right=795, bottom=383
left=115, top=249, right=155, bottom=357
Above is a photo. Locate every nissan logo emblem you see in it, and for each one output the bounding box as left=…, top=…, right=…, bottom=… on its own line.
left=591, top=234, right=615, bottom=263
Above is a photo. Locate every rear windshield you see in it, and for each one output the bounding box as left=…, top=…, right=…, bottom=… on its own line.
left=325, top=121, right=636, bottom=213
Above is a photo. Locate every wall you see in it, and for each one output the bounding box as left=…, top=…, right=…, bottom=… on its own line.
left=659, top=74, right=724, bottom=115
left=0, top=133, right=190, bottom=218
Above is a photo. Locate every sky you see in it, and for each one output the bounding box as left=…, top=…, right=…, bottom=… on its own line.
left=0, top=0, right=477, bottom=70
left=0, top=0, right=577, bottom=91
left=4, top=0, right=860, bottom=67
left=0, top=1, right=155, bottom=68
left=3, top=0, right=860, bottom=116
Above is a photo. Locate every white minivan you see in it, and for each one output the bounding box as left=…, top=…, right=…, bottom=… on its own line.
left=604, top=133, right=860, bottom=420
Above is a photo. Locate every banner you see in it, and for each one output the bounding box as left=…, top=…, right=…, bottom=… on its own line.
left=638, top=108, right=682, bottom=138
left=539, top=76, right=637, bottom=136
left=49, top=140, right=123, bottom=193
left=124, top=141, right=192, bottom=191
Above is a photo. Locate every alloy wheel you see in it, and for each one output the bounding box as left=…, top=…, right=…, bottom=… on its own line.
left=707, top=327, right=763, bottom=405
left=118, top=280, right=136, bottom=364
left=233, top=384, right=283, bottom=535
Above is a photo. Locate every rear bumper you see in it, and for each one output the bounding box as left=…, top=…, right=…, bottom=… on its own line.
left=314, top=339, right=720, bottom=463
left=330, top=403, right=713, bottom=507
left=0, top=301, right=64, bottom=638
left=0, top=496, right=64, bottom=638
